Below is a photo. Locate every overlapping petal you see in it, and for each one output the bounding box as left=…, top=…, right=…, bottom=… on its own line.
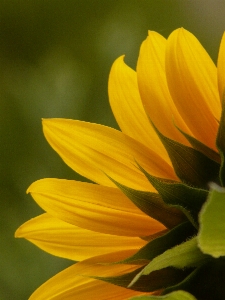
left=28, top=252, right=148, bottom=300
left=15, top=213, right=147, bottom=261
left=26, top=179, right=166, bottom=237
left=42, top=119, right=177, bottom=191
left=108, top=55, right=170, bottom=162
left=165, top=28, right=221, bottom=150
left=217, top=32, right=225, bottom=101
left=137, top=31, right=192, bottom=145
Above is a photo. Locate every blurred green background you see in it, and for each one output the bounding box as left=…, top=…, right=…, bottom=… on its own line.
left=1, top=0, right=225, bottom=299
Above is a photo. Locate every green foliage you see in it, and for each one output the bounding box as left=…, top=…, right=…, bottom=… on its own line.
left=118, top=222, right=196, bottom=264
left=151, top=122, right=220, bottom=189
left=138, top=164, right=207, bottom=228
left=198, top=183, right=225, bottom=258
left=109, top=176, right=186, bottom=229
left=216, top=99, right=225, bottom=186
left=164, top=260, right=225, bottom=300
left=130, top=237, right=210, bottom=287
left=94, top=266, right=192, bottom=293
left=176, top=126, right=221, bottom=164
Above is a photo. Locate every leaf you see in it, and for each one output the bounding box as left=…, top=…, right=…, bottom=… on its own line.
left=141, top=237, right=208, bottom=274
left=151, top=122, right=220, bottom=189
left=108, top=176, right=186, bottom=229
left=163, top=260, right=225, bottom=300
left=137, top=165, right=208, bottom=228
left=119, top=222, right=196, bottom=264
left=216, top=98, right=225, bottom=186
left=198, top=183, right=225, bottom=258
left=130, top=290, right=197, bottom=300
left=94, top=266, right=192, bottom=293
left=129, top=237, right=209, bottom=287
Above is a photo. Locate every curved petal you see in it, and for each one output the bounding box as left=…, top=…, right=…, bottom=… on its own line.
left=26, top=179, right=166, bottom=237
left=165, top=28, right=220, bottom=150
left=15, top=213, right=146, bottom=261
left=29, top=252, right=147, bottom=300
left=42, top=118, right=177, bottom=191
left=137, top=31, right=192, bottom=145
left=108, top=55, right=170, bottom=162
left=217, top=32, right=225, bottom=101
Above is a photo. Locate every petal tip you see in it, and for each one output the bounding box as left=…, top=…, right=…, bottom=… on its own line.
left=26, top=182, right=35, bottom=194
left=26, top=179, right=43, bottom=194
left=14, top=227, right=22, bottom=238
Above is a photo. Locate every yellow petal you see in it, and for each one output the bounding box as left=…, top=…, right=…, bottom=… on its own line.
left=26, top=179, right=166, bottom=237
left=165, top=28, right=220, bottom=150
left=15, top=213, right=146, bottom=261
left=137, top=31, right=192, bottom=144
left=43, top=118, right=177, bottom=191
left=29, top=251, right=147, bottom=300
left=108, top=55, right=170, bottom=162
left=217, top=32, right=225, bottom=101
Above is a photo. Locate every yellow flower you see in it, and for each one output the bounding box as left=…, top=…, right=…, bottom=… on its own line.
left=15, top=28, right=225, bottom=299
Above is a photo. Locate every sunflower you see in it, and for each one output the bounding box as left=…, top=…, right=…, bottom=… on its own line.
left=15, top=28, right=225, bottom=300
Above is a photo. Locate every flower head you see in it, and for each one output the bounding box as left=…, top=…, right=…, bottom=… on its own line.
left=16, top=28, right=225, bottom=300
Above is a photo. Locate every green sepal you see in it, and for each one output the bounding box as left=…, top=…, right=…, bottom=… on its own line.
left=137, top=164, right=208, bottom=228
left=151, top=122, right=220, bottom=188
left=163, top=259, right=225, bottom=300
left=129, top=237, right=210, bottom=287
left=162, top=267, right=200, bottom=295
left=117, top=222, right=196, bottom=264
left=130, top=290, right=197, bottom=300
left=198, top=183, right=225, bottom=258
left=93, top=266, right=192, bottom=293
left=108, top=176, right=186, bottom=229
left=176, top=126, right=220, bottom=164
left=216, top=98, right=225, bottom=186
